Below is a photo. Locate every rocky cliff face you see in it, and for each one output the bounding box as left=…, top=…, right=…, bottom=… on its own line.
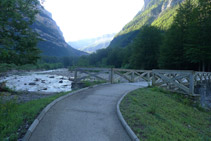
left=161, top=0, right=184, bottom=12
left=32, top=6, right=87, bottom=57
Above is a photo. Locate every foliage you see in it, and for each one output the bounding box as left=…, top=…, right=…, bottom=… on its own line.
left=184, top=0, right=211, bottom=71
left=0, top=0, right=41, bottom=65
left=159, top=0, right=211, bottom=71
left=129, top=26, right=162, bottom=69
left=120, top=88, right=211, bottom=140
left=152, top=5, right=179, bottom=30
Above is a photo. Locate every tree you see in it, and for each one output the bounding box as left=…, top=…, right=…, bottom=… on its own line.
left=159, top=0, right=211, bottom=71
left=130, top=26, right=162, bottom=69
left=0, top=0, right=41, bottom=65
left=184, top=0, right=211, bottom=71
left=159, top=0, right=195, bottom=70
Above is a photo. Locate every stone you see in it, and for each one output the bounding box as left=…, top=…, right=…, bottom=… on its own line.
left=35, top=78, right=40, bottom=81
left=49, top=76, right=54, bottom=78
left=29, top=82, right=36, bottom=85
left=59, top=80, right=63, bottom=83
left=69, top=77, right=74, bottom=81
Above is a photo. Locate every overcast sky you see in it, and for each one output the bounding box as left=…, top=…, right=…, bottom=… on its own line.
left=42, top=0, right=144, bottom=41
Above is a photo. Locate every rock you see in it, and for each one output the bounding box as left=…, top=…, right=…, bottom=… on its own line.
left=59, top=80, right=63, bottom=83
left=49, top=76, right=54, bottom=78
left=35, top=78, right=40, bottom=81
left=41, top=80, right=45, bottom=83
left=69, top=77, right=74, bottom=81
left=29, top=82, right=36, bottom=85
left=43, top=88, right=47, bottom=90
left=24, top=83, right=27, bottom=85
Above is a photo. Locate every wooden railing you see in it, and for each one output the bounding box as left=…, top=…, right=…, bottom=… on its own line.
left=152, top=70, right=195, bottom=95
left=73, top=68, right=211, bottom=96
left=195, top=72, right=211, bottom=83
left=73, top=68, right=152, bottom=84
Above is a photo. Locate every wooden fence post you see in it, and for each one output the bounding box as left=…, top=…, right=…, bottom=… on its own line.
left=74, top=69, right=78, bottom=83
left=131, top=71, right=135, bottom=82
left=110, top=68, right=114, bottom=84
left=147, top=72, right=150, bottom=86
left=152, top=71, right=155, bottom=86
left=189, top=71, right=195, bottom=95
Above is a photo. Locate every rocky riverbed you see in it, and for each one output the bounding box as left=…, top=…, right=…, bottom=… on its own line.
left=0, top=69, right=74, bottom=102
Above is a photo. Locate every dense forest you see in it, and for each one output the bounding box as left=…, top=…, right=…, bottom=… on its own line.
left=76, top=0, right=211, bottom=71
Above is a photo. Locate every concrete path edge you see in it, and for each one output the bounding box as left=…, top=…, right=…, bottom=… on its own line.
left=23, top=83, right=109, bottom=141
left=117, top=90, right=140, bottom=141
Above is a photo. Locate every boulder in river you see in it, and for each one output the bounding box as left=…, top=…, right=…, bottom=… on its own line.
left=29, top=82, right=36, bottom=85
left=35, top=78, right=40, bottom=81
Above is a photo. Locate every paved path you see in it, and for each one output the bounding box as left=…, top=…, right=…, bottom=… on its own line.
left=29, top=83, right=146, bottom=141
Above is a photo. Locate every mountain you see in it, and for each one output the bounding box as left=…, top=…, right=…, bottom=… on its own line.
left=109, top=0, right=184, bottom=49
left=31, top=6, right=87, bottom=57
left=68, top=33, right=116, bottom=53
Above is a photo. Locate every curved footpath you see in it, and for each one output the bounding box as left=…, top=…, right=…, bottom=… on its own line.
left=28, top=83, right=147, bottom=141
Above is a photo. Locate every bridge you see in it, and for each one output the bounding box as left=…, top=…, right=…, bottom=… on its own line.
left=73, top=68, right=211, bottom=96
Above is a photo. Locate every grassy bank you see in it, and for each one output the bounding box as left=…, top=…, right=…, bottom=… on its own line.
left=120, top=87, right=211, bottom=140
left=0, top=91, right=71, bottom=140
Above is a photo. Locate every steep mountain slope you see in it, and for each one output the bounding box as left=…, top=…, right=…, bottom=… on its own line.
left=32, top=6, right=87, bottom=57
left=109, top=0, right=184, bottom=49
left=68, top=33, right=115, bottom=53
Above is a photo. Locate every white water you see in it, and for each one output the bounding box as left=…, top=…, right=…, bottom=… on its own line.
left=0, top=70, right=72, bottom=93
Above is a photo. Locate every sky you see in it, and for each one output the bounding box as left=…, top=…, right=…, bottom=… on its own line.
left=42, top=0, right=144, bottom=42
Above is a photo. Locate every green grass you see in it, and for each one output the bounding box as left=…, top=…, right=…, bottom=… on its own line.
left=120, top=87, right=211, bottom=140
left=0, top=91, right=71, bottom=140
